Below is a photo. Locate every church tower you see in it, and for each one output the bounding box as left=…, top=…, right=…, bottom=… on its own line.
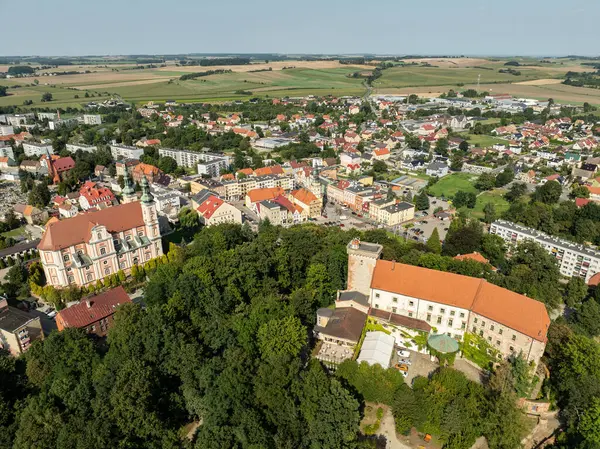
left=121, top=169, right=137, bottom=204
left=139, top=177, right=163, bottom=257
left=346, top=238, right=383, bottom=295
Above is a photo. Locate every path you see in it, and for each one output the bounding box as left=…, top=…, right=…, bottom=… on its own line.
left=377, top=409, right=411, bottom=449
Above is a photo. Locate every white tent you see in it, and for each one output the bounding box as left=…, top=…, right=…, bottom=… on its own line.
left=356, top=331, right=396, bottom=368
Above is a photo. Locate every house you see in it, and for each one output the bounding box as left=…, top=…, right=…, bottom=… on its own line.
left=290, top=188, right=321, bottom=218
left=373, top=147, right=391, bottom=161
left=245, top=187, right=286, bottom=210
left=56, top=286, right=132, bottom=336
left=13, top=204, right=48, bottom=225
left=19, top=160, right=42, bottom=173
left=345, top=239, right=550, bottom=369
left=38, top=178, right=162, bottom=288
left=454, top=252, right=490, bottom=265
left=79, top=181, right=117, bottom=210
left=94, top=165, right=109, bottom=178
left=0, top=297, right=44, bottom=356
left=195, top=193, right=242, bottom=226
left=131, top=163, right=165, bottom=185
left=378, top=202, right=415, bottom=226
left=115, top=159, right=140, bottom=177
left=340, top=152, right=361, bottom=168
left=0, top=156, right=15, bottom=168
left=426, top=161, right=449, bottom=177
left=58, top=202, right=79, bottom=218
left=349, top=105, right=360, bottom=115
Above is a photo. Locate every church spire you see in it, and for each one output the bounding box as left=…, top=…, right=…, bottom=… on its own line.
left=121, top=168, right=136, bottom=203
left=140, top=176, right=154, bottom=204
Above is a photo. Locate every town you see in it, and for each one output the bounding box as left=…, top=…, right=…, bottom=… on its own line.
left=1, top=53, right=600, bottom=449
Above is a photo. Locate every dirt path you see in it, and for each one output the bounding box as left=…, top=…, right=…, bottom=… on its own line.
left=377, top=409, right=412, bottom=449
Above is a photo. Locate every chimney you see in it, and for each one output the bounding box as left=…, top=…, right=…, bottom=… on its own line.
left=391, top=260, right=396, bottom=270
left=86, top=300, right=92, bottom=309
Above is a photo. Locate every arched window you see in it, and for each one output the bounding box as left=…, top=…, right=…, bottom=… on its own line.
left=86, top=273, right=93, bottom=282
left=104, top=268, right=110, bottom=275
left=97, top=232, right=102, bottom=240
left=63, top=254, right=70, bottom=262
left=100, top=247, right=106, bottom=255
left=67, top=275, right=74, bottom=283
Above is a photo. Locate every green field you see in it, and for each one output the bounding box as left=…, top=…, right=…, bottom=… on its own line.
left=428, top=173, right=478, bottom=198
left=2, top=226, right=28, bottom=240
left=471, top=190, right=510, bottom=219
left=460, top=134, right=508, bottom=148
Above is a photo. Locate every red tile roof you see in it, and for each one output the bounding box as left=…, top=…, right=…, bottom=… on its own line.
left=79, top=181, right=116, bottom=206
left=38, top=201, right=144, bottom=251
left=196, top=195, right=224, bottom=220
left=53, top=156, right=76, bottom=173
left=56, top=286, right=131, bottom=329
left=454, top=252, right=489, bottom=264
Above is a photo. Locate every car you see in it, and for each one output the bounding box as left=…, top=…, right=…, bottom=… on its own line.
left=412, top=236, right=419, bottom=240
left=339, top=224, right=345, bottom=227
left=394, top=363, right=409, bottom=372
left=322, top=214, right=328, bottom=218
left=401, top=370, right=409, bottom=378
left=397, top=349, right=411, bottom=358
left=432, top=201, right=437, bottom=204
left=398, top=358, right=412, bottom=366
left=422, top=220, right=428, bottom=224
left=357, top=214, right=363, bottom=218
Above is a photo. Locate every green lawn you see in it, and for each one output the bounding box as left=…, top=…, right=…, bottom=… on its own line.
left=428, top=173, right=478, bottom=198
left=471, top=190, right=510, bottom=219
left=2, top=226, right=28, bottom=239
left=460, top=133, right=508, bottom=148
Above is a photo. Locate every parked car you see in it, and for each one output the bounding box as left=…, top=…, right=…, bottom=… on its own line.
left=394, top=363, right=409, bottom=372
left=339, top=223, right=345, bottom=227
left=398, top=358, right=412, bottom=366
left=397, top=349, right=411, bottom=358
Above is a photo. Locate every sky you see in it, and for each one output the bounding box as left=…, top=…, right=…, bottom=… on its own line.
left=2, top=0, right=599, bottom=56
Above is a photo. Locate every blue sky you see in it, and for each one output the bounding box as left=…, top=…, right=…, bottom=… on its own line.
left=2, top=0, right=598, bottom=56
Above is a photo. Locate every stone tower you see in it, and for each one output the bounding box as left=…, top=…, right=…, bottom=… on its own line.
left=121, top=169, right=137, bottom=204
left=346, top=238, right=383, bottom=295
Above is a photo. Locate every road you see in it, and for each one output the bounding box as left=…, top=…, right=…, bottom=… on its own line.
left=376, top=408, right=411, bottom=449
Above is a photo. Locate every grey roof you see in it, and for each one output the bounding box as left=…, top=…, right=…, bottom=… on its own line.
left=383, top=202, right=414, bottom=213
left=338, top=291, right=369, bottom=307
left=427, top=161, right=448, bottom=170
left=0, top=306, right=37, bottom=333
left=357, top=331, right=396, bottom=368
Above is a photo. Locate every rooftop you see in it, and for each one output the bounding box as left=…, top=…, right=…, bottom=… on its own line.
left=314, top=307, right=367, bottom=343
left=56, top=286, right=132, bottom=329
left=0, top=303, right=38, bottom=333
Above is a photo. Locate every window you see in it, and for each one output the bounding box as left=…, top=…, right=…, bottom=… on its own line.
left=487, top=336, right=492, bottom=342
left=138, top=231, right=144, bottom=237
left=437, top=317, right=442, bottom=324
left=460, top=312, right=465, bottom=318
left=100, top=247, right=106, bottom=255
left=496, top=340, right=500, bottom=346
left=481, top=321, right=486, bottom=327
left=479, top=330, right=484, bottom=337
left=392, top=307, right=397, bottom=313
left=408, top=301, right=414, bottom=307
left=512, top=334, right=516, bottom=341
left=392, top=297, right=398, bottom=303
left=472, top=326, right=476, bottom=333
left=509, top=346, right=514, bottom=352
left=474, top=317, right=478, bottom=324
left=499, top=329, right=503, bottom=335
left=125, top=235, right=132, bottom=241
left=427, top=314, right=431, bottom=322
left=63, top=254, right=70, bottom=262
left=374, top=304, right=379, bottom=309
left=428, top=305, right=433, bottom=311
left=86, top=273, right=93, bottom=282
left=408, top=312, right=413, bottom=318
left=448, top=319, right=453, bottom=327
left=103, top=260, right=107, bottom=265
left=450, top=310, right=455, bottom=316
left=67, top=275, right=74, bottom=283
left=96, top=232, right=102, bottom=240
left=490, top=325, right=495, bottom=331
left=104, top=268, right=110, bottom=275
left=375, top=293, right=380, bottom=299
left=461, top=322, right=466, bottom=330
left=440, top=308, right=445, bottom=314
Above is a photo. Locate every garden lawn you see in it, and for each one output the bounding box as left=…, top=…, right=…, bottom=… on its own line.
left=428, top=173, right=478, bottom=198
left=471, top=190, right=510, bottom=219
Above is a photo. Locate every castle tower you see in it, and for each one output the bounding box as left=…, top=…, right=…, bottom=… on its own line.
left=121, top=169, right=136, bottom=204
left=346, top=238, right=383, bottom=295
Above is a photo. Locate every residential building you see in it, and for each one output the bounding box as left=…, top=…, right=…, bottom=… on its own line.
left=66, top=143, right=96, bottom=153
left=79, top=181, right=117, bottom=210
left=22, top=142, right=54, bottom=157
left=344, top=238, right=549, bottom=368
left=0, top=297, right=44, bottom=356
left=194, top=191, right=242, bottom=226
left=13, top=204, right=48, bottom=225
left=83, top=114, right=102, bottom=125
left=158, top=148, right=230, bottom=170
left=197, top=158, right=228, bottom=177
left=115, top=159, right=139, bottom=177
left=38, top=177, right=162, bottom=288
left=56, top=286, right=131, bottom=337
left=131, top=162, right=164, bottom=185
left=151, top=186, right=181, bottom=217
left=290, top=188, right=321, bottom=218
left=245, top=187, right=286, bottom=210
left=0, top=146, right=15, bottom=159
left=0, top=125, right=14, bottom=136
left=378, top=202, right=415, bottom=226
left=110, top=144, right=144, bottom=160
left=426, top=161, right=449, bottom=177
left=256, top=200, right=285, bottom=225
left=490, top=220, right=600, bottom=282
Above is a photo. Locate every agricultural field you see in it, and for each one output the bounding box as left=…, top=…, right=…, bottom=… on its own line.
left=428, top=173, right=478, bottom=198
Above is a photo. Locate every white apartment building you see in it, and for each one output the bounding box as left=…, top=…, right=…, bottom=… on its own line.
left=83, top=115, right=102, bottom=125
left=110, top=144, right=144, bottom=160
left=490, top=220, right=600, bottom=282
left=0, top=146, right=15, bottom=159
left=0, top=125, right=14, bottom=136
left=66, top=143, right=97, bottom=153
left=22, top=142, right=54, bottom=157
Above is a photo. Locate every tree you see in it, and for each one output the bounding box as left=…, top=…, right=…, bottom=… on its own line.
left=426, top=228, right=442, bottom=254
left=258, top=316, right=306, bottom=359
left=533, top=180, right=562, bottom=204
left=570, top=184, right=590, bottom=199
left=0, top=86, right=7, bottom=97
left=579, top=397, right=600, bottom=446
left=415, top=191, right=430, bottom=211
left=564, top=276, right=588, bottom=307
left=480, top=234, right=506, bottom=267
left=504, top=183, right=527, bottom=203
left=483, top=202, right=497, bottom=224
left=453, top=191, right=476, bottom=209
left=435, top=138, right=449, bottom=156
left=459, top=140, right=469, bottom=152
left=495, top=167, right=514, bottom=187
left=572, top=299, right=600, bottom=337
left=27, top=181, right=51, bottom=208
left=475, top=173, right=496, bottom=191
left=178, top=207, right=200, bottom=230
left=442, top=219, right=483, bottom=256
left=41, top=92, right=53, bottom=102
left=157, top=156, right=177, bottom=174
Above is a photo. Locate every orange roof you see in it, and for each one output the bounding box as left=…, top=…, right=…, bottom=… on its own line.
left=133, top=162, right=161, bottom=176
left=454, top=252, right=489, bottom=264
left=588, top=272, right=600, bottom=286
left=23, top=205, right=34, bottom=217
left=38, top=202, right=145, bottom=251
left=246, top=187, right=285, bottom=203
left=291, top=188, right=317, bottom=205
left=371, top=260, right=549, bottom=341
left=587, top=185, right=600, bottom=195
left=0, top=157, right=8, bottom=163
left=254, top=166, right=273, bottom=177
left=237, top=168, right=254, bottom=176
left=374, top=148, right=390, bottom=156
left=220, top=173, right=235, bottom=181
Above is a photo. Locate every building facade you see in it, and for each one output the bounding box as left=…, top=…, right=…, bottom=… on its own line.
left=110, top=144, right=144, bottom=160
left=490, top=220, right=600, bottom=282
left=22, top=142, right=54, bottom=157
left=0, top=298, right=44, bottom=356
left=38, top=177, right=163, bottom=288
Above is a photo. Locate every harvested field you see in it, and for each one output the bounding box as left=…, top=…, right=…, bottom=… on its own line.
left=158, top=60, right=374, bottom=73
left=515, top=78, right=565, bottom=85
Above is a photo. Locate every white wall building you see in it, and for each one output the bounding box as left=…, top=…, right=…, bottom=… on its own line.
left=83, top=115, right=102, bottom=125
left=110, top=145, right=144, bottom=160
left=22, top=142, right=54, bottom=157
left=66, top=143, right=97, bottom=153
left=0, top=125, right=14, bottom=136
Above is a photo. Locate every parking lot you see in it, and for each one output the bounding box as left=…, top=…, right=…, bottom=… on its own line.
left=391, top=345, right=438, bottom=384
